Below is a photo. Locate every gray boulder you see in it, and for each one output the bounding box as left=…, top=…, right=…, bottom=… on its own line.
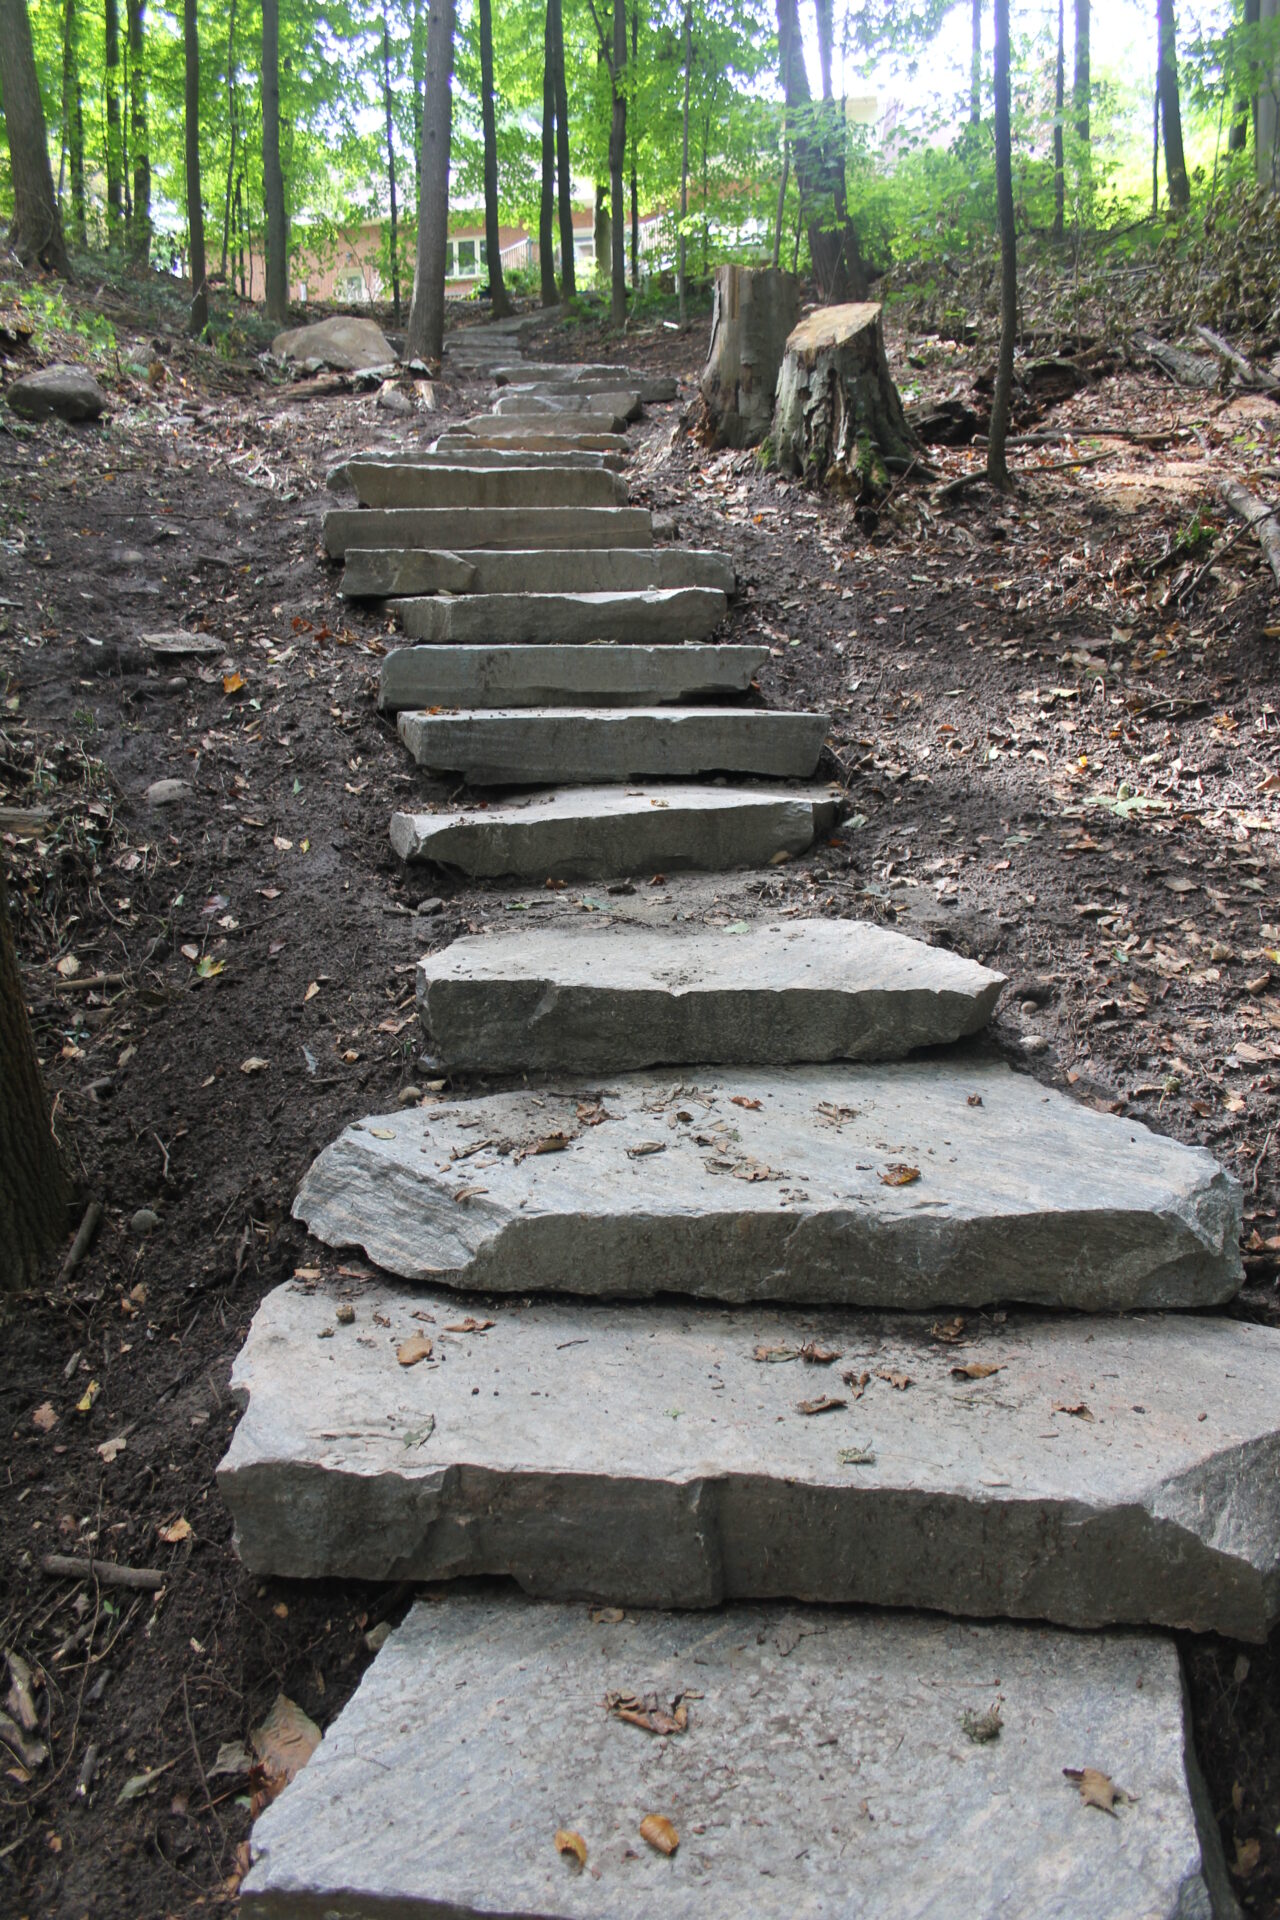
left=272, top=315, right=396, bottom=372
left=6, top=364, right=108, bottom=423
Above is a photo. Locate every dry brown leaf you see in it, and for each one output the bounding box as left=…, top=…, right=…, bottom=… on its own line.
left=605, top=1690, right=690, bottom=1736
left=880, top=1164, right=921, bottom=1186
left=397, top=1333, right=434, bottom=1367
left=841, top=1368, right=871, bottom=1398
left=952, top=1361, right=1003, bottom=1380
left=250, top=1695, right=321, bottom=1806
left=1063, top=1766, right=1131, bottom=1815
left=240, top=1056, right=269, bottom=1075
left=590, top=1607, right=624, bottom=1625
left=555, top=1829, right=588, bottom=1868
left=931, top=1316, right=968, bottom=1344
left=730, top=1096, right=762, bottom=1110
left=158, top=1516, right=192, bottom=1544
left=876, top=1370, right=912, bottom=1391
left=799, top=1342, right=842, bottom=1365
left=222, top=671, right=246, bottom=695
left=797, top=1394, right=846, bottom=1415
left=31, top=1402, right=57, bottom=1433
left=530, top=1131, right=572, bottom=1155
left=1233, top=1836, right=1261, bottom=1878
left=754, top=1343, right=800, bottom=1363
left=1053, top=1401, right=1095, bottom=1420
left=444, top=1317, right=494, bottom=1334
left=640, top=1813, right=679, bottom=1855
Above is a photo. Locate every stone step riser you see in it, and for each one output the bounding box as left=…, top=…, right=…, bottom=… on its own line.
left=390, top=784, right=838, bottom=878
left=493, top=390, right=642, bottom=423
left=417, top=919, right=1005, bottom=1069
left=342, top=546, right=735, bottom=600
left=346, top=462, right=628, bottom=511
left=492, top=363, right=678, bottom=402
left=442, top=428, right=630, bottom=453
left=379, top=644, right=768, bottom=713
left=457, top=415, right=632, bottom=440
left=392, top=586, right=727, bottom=645
left=323, top=507, right=652, bottom=559
left=396, top=707, right=829, bottom=785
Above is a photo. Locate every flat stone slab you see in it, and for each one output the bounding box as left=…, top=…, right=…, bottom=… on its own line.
left=393, top=586, right=727, bottom=644
left=138, top=629, right=223, bottom=659
left=380, top=643, right=767, bottom=713
left=292, top=1059, right=1242, bottom=1312
left=239, top=1601, right=1237, bottom=1920
left=458, top=415, right=633, bottom=442
left=323, top=506, right=652, bottom=559
left=494, top=389, right=642, bottom=423
left=346, top=460, right=627, bottom=510
left=396, top=708, right=828, bottom=784
left=444, top=426, right=631, bottom=453
left=493, top=362, right=679, bottom=402
left=417, top=445, right=628, bottom=468
left=222, top=1279, right=1277, bottom=1636
left=390, top=784, right=839, bottom=878
left=418, top=919, right=1004, bottom=1069
left=343, top=545, right=736, bottom=600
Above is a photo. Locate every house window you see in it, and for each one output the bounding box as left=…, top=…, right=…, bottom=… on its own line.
left=335, top=270, right=367, bottom=303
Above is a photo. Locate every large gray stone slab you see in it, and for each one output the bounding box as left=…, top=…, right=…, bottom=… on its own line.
left=494, top=388, right=642, bottom=422
left=346, top=460, right=627, bottom=510
left=390, top=783, right=839, bottom=878
left=393, top=586, right=727, bottom=644
left=493, top=361, right=679, bottom=402
left=444, top=425, right=631, bottom=453
left=292, top=1060, right=1242, bottom=1312
left=459, top=413, right=633, bottom=440
left=396, top=707, right=829, bottom=784
left=380, top=643, right=768, bottom=712
left=221, top=1278, right=1277, bottom=1636
left=239, top=1600, right=1238, bottom=1920
left=416, top=445, right=627, bottom=468
left=323, top=505, right=652, bottom=559
left=343, top=545, right=736, bottom=600
left=418, top=919, right=1004, bottom=1069
left=272, top=314, right=395, bottom=371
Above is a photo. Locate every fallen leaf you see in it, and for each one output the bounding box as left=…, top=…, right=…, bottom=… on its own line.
left=530, top=1131, right=572, bottom=1154
left=590, top=1608, right=624, bottom=1625
left=1063, top=1766, right=1132, bottom=1815
left=639, top=1813, right=679, bottom=1855
left=397, top=1333, right=433, bottom=1367
left=97, top=1435, right=127, bottom=1463
left=250, top=1695, right=321, bottom=1805
left=876, top=1370, right=912, bottom=1390
left=962, top=1704, right=1003, bottom=1743
left=75, top=1380, right=99, bottom=1415
left=730, top=1096, right=762, bottom=1110
left=841, top=1368, right=871, bottom=1397
left=368, top=1127, right=396, bottom=1140
left=1053, top=1401, right=1095, bottom=1421
left=1233, top=1836, right=1261, bottom=1878
left=880, top=1164, right=921, bottom=1186
left=932, top=1316, right=968, bottom=1344
left=303, top=981, right=321, bottom=1002
left=32, top=1402, right=58, bottom=1433
left=194, top=955, right=224, bottom=979
left=555, top=1829, right=588, bottom=1868
left=838, top=1445, right=877, bottom=1466
left=208, top=1740, right=253, bottom=1780
left=55, top=955, right=80, bottom=978
left=952, top=1362, right=1003, bottom=1380
left=158, top=1517, right=192, bottom=1545
left=797, top=1394, right=846, bottom=1415
left=799, top=1342, right=842, bottom=1365
left=444, top=1317, right=494, bottom=1334
left=754, top=1343, right=800, bottom=1363
left=606, top=1690, right=690, bottom=1736
left=222, top=671, right=246, bottom=695
left=239, top=1056, right=269, bottom=1075
left=116, top=1761, right=176, bottom=1804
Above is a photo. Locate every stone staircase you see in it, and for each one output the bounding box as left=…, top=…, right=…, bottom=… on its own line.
left=218, top=319, right=1276, bottom=1918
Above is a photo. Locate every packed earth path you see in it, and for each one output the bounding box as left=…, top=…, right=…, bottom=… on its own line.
left=1, top=295, right=1278, bottom=1917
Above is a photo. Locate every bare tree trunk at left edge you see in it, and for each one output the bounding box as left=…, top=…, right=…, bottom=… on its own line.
left=0, top=0, right=71, bottom=271
left=184, top=0, right=207, bottom=331
left=261, top=0, right=289, bottom=321
left=405, top=0, right=456, bottom=364
left=551, top=0, right=575, bottom=296
left=987, top=0, right=1017, bottom=490
left=126, top=0, right=150, bottom=263
left=539, top=0, right=558, bottom=304
left=0, top=863, right=71, bottom=1293
left=479, top=0, right=512, bottom=316
left=1157, top=0, right=1191, bottom=207
left=608, top=0, right=628, bottom=325
left=381, top=11, right=402, bottom=322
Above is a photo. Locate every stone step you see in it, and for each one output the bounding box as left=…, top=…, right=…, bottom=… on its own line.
left=323, top=506, right=652, bottom=560
left=292, top=1060, right=1241, bottom=1312
left=392, top=586, right=727, bottom=645
left=380, top=643, right=767, bottom=713
left=346, top=460, right=628, bottom=510
left=342, top=545, right=736, bottom=600
left=445, top=425, right=631, bottom=453
left=493, top=361, right=679, bottom=402
left=222, top=1279, right=1275, bottom=1638
left=417, top=444, right=629, bottom=470
left=462, top=410, right=634, bottom=437
left=390, top=783, right=838, bottom=878
left=396, top=707, right=827, bottom=785
left=417, top=919, right=1004, bottom=1069
left=237, top=1601, right=1235, bottom=1920
left=493, top=389, right=643, bottom=423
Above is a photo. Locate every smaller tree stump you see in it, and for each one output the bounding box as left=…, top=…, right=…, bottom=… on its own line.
left=700, top=264, right=800, bottom=449
left=771, top=302, right=919, bottom=496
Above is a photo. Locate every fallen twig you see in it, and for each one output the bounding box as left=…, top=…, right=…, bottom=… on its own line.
left=47, top=972, right=128, bottom=993
left=58, top=1198, right=103, bottom=1283
left=1220, top=480, right=1280, bottom=586
left=40, top=1554, right=166, bottom=1592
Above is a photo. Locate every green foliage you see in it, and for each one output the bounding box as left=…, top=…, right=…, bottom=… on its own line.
left=0, top=279, right=116, bottom=359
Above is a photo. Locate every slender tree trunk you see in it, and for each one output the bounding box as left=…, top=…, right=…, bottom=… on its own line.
left=539, top=0, right=558, bottom=303
left=184, top=0, right=207, bottom=331
left=1157, top=0, right=1191, bottom=207
left=234, top=173, right=245, bottom=292
left=679, top=0, right=691, bottom=320
left=411, top=0, right=424, bottom=202
left=594, top=179, right=609, bottom=278
left=970, top=0, right=981, bottom=120
left=478, top=0, right=512, bottom=316
left=261, top=0, right=289, bottom=322
left=121, top=19, right=131, bottom=218
left=815, top=0, right=833, bottom=99
left=608, top=0, right=627, bottom=324
left=629, top=0, right=638, bottom=291
left=71, top=82, right=85, bottom=238
left=1073, top=0, right=1090, bottom=140
left=1152, top=74, right=1161, bottom=211
left=988, top=0, right=1017, bottom=491
left=405, top=0, right=456, bottom=363
left=105, top=0, right=122, bottom=226
left=775, top=0, right=867, bottom=301
left=220, top=0, right=237, bottom=277
left=381, top=13, right=402, bottom=322
left=1053, top=0, right=1065, bottom=236
left=1258, top=0, right=1279, bottom=183
left=126, top=0, right=150, bottom=263
left=61, top=0, right=86, bottom=242
left=0, top=0, right=71, bottom=271
left=60, top=0, right=76, bottom=212
left=551, top=0, right=575, bottom=294
left=0, top=864, right=72, bottom=1293
left=1229, top=0, right=1259, bottom=154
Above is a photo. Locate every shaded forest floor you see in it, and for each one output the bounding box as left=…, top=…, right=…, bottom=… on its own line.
left=0, top=270, right=1277, bottom=1917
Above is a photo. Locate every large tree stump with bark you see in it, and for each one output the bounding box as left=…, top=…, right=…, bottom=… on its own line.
left=771, top=302, right=919, bottom=497
left=700, top=264, right=799, bottom=449
left=1, top=862, right=70, bottom=1289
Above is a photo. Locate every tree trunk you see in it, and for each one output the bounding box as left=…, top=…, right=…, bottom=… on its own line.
left=126, top=0, right=150, bottom=263
left=1229, top=0, right=1259, bottom=154
left=1257, top=0, right=1278, bottom=183
left=629, top=0, right=638, bottom=290
left=1157, top=0, right=1191, bottom=208
left=594, top=180, right=609, bottom=282
left=478, top=0, right=512, bottom=317
left=0, top=0, right=70, bottom=271
left=219, top=0, right=237, bottom=277
left=551, top=0, right=574, bottom=294
left=405, top=0, right=456, bottom=364
left=381, top=13, right=402, bottom=323
left=608, top=0, right=627, bottom=325
left=678, top=0, right=691, bottom=322
left=970, top=0, right=981, bottom=121
left=988, top=0, right=1017, bottom=490
left=814, top=0, right=833, bottom=99
left=105, top=0, right=122, bottom=227
left=771, top=301, right=919, bottom=497
left=71, top=81, right=85, bottom=239
left=539, top=0, right=558, bottom=304
left=411, top=0, right=424, bottom=202
left=261, top=0, right=288, bottom=321
left=0, top=863, right=71, bottom=1293
left=62, top=0, right=86, bottom=242
left=60, top=0, right=75, bottom=215
left=775, top=0, right=868, bottom=302
left=1073, top=0, right=1090, bottom=141
left=701, top=262, right=798, bottom=447
left=1053, top=0, right=1065, bottom=236
left=184, top=0, right=206, bottom=331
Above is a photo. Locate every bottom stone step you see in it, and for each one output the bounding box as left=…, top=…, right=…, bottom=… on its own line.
left=396, top=708, right=829, bottom=785
left=238, top=1596, right=1236, bottom=1920
left=381, top=644, right=768, bottom=713
left=390, top=784, right=839, bottom=877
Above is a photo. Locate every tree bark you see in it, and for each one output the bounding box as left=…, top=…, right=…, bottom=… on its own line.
left=594, top=180, right=609, bottom=279
left=105, top=0, right=123, bottom=227
left=405, top=0, right=456, bottom=364
left=551, top=0, right=574, bottom=294
left=0, top=863, right=71, bottom=1293
left=629, top=0, right=639, bottom=290
left=539, top=0, right=558, bottom=304
left=988, top=0, right=1017, bottom=491
left=701, top=262, right=798, bottom=447
left=678, top=0, right=691, bottom=322
left=1157, top=0, right=1191, bottom=208
left=71, top=80, right=85, bottom=239
left=970, top=0, right=981, bottom=121
left=61, top=0, right=86, bottom=242
left=126, top=0, right=150, bottom=263
left=381, top=12, right=402, bottom=323
left=261, top=0, right=289, bottom=321
left=184, top=0, right=207, bottom=331
left=771, top=301, right=919, bottom=497
left=1257, top=0, right=1278, bottom=183
left=1073, top=0, right=1090, bottom=141
left=0, top=0, right=70, bottom=271
left=411, top=0, right=424, bottom=202
left=814, top=0, right=833, bottom=99
left=478, top=0, right=512, bottom=317
left=219, top=0, right=237, bottom=277
left=609, top=0, right=627, bottom=325
left=1229, top=0, right=1259, bottom=154
left=1053, top=0, right=1065, bottom=236
left=775, top=0, right=868, bottom=302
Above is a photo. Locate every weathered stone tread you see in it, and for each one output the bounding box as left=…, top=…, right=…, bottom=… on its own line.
left=323, top=505, right=652, bottom=559
left=392, top=586, right=727, bottom=645
left=344, top=545, right=736, bottom=600
left=380, top=643, right=767, bottom=713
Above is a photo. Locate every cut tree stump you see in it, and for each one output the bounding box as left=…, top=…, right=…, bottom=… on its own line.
left=700, top=264, right=799, bottom=449
left=771, top=302, right=920, bottom=496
